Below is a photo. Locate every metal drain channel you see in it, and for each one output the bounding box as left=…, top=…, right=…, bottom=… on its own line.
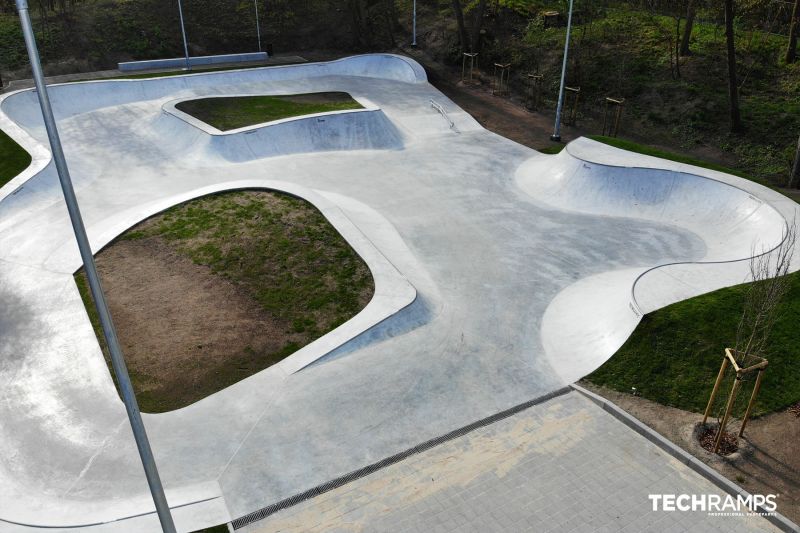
left=230, top=386, right=571, bottom=530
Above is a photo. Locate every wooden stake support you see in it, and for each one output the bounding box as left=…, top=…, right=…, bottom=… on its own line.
left=602, top=97, right=625, bottom=137
left=492, top=62, right=511, bottom=96
left=563, top=86, right=580, bottom=126
left=526, top=73, right=543, bottom=111
left=461, top=52, right=479, bottom=84
left=703, top=348, right=768, bottom=453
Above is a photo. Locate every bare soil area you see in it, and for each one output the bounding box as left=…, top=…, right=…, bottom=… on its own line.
left=89, top=238, right=300, bottom=413
left=581, top=382, right=800, bottom=523
left=77, top=190, right=374, bottom=413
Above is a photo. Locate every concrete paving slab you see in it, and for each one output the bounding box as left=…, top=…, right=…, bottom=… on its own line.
left=240, top=392, right=780, bottom=533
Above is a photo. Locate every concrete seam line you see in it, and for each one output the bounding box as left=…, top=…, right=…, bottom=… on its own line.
left=570, top=384, right=799, bottom=533
left=229, top=386, right=572, bottom=530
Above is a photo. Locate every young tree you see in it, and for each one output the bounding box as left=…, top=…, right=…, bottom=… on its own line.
left=724, top=0, right=743, bottom=132
left=787, top=0, right=800, bottom=63
left=735, top=223, right=796, bottom=363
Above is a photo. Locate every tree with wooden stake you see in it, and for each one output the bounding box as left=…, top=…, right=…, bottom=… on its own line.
left=702, top=222, right=796, bottom=454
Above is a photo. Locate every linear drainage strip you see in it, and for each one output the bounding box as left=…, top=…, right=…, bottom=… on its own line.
left=230, top=386, right=571, bottom=530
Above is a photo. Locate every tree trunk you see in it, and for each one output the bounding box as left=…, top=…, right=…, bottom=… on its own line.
left=789, top=135, right=800, bottom=188
left=787, top=0, right=800, bottom=63
left=680, top=0, right=695, bottom=56
left=348, top=0, right=369, bottom=49
left=674, top=13, right=682, bottom=78
left=451, top=0, right=469, bottom=53
left=469, top=0, right=487, bottom=53
left=382, top=0, right=396, bottom=47
left=724, top=0, right=742, bottom=133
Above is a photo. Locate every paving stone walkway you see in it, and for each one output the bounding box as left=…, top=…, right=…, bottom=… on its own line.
left=243, top=392, right=777, bottom=533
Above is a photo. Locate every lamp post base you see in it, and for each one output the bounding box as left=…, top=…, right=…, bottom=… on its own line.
left=550, top=134, right=562, bottom=142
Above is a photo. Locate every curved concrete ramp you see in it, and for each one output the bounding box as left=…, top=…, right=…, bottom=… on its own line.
left=518, top=138, right=797, bottom=384
left=156, top=98, right=404, bottom=162
left=0, top=54, right=796, bottom=531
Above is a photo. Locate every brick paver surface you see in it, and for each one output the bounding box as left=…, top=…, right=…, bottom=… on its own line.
left=243, top=392, right=777, bottom=532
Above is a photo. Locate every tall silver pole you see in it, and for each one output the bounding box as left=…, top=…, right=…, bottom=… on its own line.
left=254, top=0, right=262, bottom=53
left=14, top=2, right=177, bottom=532
left=550, top=0, right=574, bottom=142
left=177, top=0, right=191, bottom=70
left=412, top=0, right=417, bottom=47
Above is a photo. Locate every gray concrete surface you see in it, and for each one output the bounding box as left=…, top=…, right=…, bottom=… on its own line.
left=0, top=54, right=796, bottom=531
left=241, top=391, right=779, bottom=533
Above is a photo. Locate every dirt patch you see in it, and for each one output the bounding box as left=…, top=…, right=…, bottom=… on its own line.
left=697, top=426, right=739, bottom=456
left=581, top=382, right=800, bottom=523
left=90, top=237, right=299, bottom=412
left=78, top=190, right=374, bottom=413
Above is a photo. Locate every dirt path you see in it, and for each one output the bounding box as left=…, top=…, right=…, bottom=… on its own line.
left=581, top=382, right=800, bottom=523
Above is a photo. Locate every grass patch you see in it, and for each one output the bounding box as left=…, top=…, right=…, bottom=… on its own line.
left=0, top=128, right=31, bottom=187
left=537, top=143, right=565, bottom=154
left=76, top=190, right=374, bottom=413
left=175, top=92, right=363, bottom=131
left=586, top=272, right=800, bottom=417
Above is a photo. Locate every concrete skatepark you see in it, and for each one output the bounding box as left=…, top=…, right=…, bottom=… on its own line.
left=0, top=54, right=797, bottom=531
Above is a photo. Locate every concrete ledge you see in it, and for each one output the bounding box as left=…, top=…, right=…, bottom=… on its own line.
left=570, top=384, right=799, bottom=533
left=119, top=52, right=268, bottom=72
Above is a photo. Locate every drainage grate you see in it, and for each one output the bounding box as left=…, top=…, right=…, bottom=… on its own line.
left=230, top=386, right=571, bottom=530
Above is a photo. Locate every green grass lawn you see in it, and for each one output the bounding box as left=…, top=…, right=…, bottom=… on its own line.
left=0, top=128, right=31, bottom=187
left=586, top=270, right=800, bottom=417
left=175, top=92, right=363, bottom=131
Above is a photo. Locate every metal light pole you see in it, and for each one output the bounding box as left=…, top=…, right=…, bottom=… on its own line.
left=550, top=0, right=574, bottom=142
left=177, top=0, right=191, bottom=70
left=254, top=0, right=262, bottom=53
left=412, top=0, right=417, bottom=47
left=14, top=2, right=177, bottom=532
